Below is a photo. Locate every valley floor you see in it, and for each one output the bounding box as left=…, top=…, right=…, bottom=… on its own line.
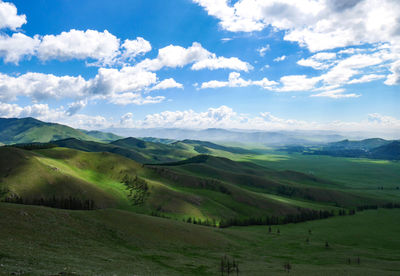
left=1, top=203, right=400, bottom=275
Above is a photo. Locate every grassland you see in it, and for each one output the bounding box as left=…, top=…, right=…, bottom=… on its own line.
left=1, top=203, right=399, bottom=275
left=1, top=137, right=400, bottom=275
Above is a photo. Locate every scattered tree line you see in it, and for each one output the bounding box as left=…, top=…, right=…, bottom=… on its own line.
left=220, top=255, right=239, bottom=275
left=122, top=174, right=149, bottom=205
left=3, top=195, right=96, bottom=210
left=356, top=203, right=400, bottom=211
left=149, top=202, right=400, bottom=228
left=218, top=209, right=338, bottom=228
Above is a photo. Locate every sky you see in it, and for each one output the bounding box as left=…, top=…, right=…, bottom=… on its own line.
left=0, top=0, right=399, bottom=135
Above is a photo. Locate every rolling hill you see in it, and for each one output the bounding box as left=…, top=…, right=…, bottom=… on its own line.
left=0, top=117, right=96, bottom=144
left=79, top=129, right=124, bottom=142
left=1, top=146, right=378, bottom=224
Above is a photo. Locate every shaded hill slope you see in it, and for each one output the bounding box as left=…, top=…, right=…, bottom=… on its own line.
left=151, top=155, right=383, bottom=208
left=0, top=117, right=95, bottom=144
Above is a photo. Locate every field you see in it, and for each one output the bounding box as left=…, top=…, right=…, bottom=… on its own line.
left=1, top=203, right=400, bottom=275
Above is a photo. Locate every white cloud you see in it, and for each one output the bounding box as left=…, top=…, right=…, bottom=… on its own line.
left=137, top=42, right=251, bottom=72
left=66, top=100, right=87, bottom=116
left=297, top=52, right=337, bottom=70
left=37, top=29, right=121, bottom=66
left=192, top=56, right=252, bottom=71
left=278, top=75, right=320, bottom=92
left=0, top=0, right=26, bottom=30
left=311, top=88, right=360, bottom=99
left=150, top=78, right=183, bottom=91
left=257, top=44, right=270, bottom=57
left=348, top=74, right=386, bottom=84
left=0, top=27, right=153, bottom=66
left=0, top=33, right=40, bottom=64
left=0, top=66, right=180, bottom=105
left=194, top=0, right=400, bottom=52
left=200, top=72, right=277, bottom=89
left=121, top=37, right=152, bottom=61
left=120, top=112, right=134, bottom=126
left=0, top=72, right=89, bottom=102
left=109, top=93, right=165, bottom=105
left=137, top=105, right=238, bottom=129
left=385, top=60, right=400, bottom=85
left=273, top=55, right=286, bottom=62
left=121, top=105, right=400, bottom=133
left=137, top=42, right=211, bottom=71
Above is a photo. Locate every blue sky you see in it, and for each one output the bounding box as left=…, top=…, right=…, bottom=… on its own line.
left=0, top=0, right=399, bottom=134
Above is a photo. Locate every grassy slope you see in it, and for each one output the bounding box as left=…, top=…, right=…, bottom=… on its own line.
left=217, top=150, right=400, bottom=202
left=79, top=130, right=123, bottom=142
left=111, top=137, right=194, bottom=162
left=0, top=147, right=314, bottom=222
left=0, top=203, right=399, bottom=275
left=0, top=117, right=96, bottom=144
left=154, top=155, right=382, bottom=208
left=0, top=147, right=148, bottom=209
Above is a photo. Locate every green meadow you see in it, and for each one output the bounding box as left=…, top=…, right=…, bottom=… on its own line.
left=1, top=203, right=399, bottom=275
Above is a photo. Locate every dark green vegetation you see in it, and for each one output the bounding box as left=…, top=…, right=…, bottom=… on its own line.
left=298, top=138, right=400, bottom=160
left=1, top=204, right=400, bottom=275
left=1, top=117, right=399, bottom=275
left=0, top=117, right=123, bottom=144
left=79, top=129, right=123, bottom=142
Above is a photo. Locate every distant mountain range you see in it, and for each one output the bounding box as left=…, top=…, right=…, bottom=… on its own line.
left=105, top=127, right=347, bottom=145
left=305, top=138, right=400, bottom=160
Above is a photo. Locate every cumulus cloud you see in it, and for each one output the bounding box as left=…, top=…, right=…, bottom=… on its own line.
left=136, top=105, right=238, bottom=129
left=66, top=100, right=87, bottom=116
left=193, top=0, right=400, bottom=88
left=150, top=78, right=183, bottom=91
left=121, top=37, right=152, bottom=61
left=0, top=72, right=89, bottom=102
left=137, top=42, right=252, bottom=72
left=0, top=28, right=153, bottom=66
left=385, top=60, right=400, bottom=85
left=0, top=66, right=181, bottom=105
left=0, top=33, right=40, bottom=64
left=192, top=56, right=252, bottom=71
left=0, top=0, right=26, bottom=30
left=278, top=75, right=321, bottom=92
left=37, top=29, right=121, bottom=66
left=120, top=105, right=400, bottom=133
left=193, top=0, right=400, bottom=51
left=200, top=72, right=277, bottom=89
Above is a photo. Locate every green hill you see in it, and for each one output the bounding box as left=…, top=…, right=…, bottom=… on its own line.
left=0, top=146, right=356, bottom=224
left=152, top=155, right=381, bottom=208
left=111, top=137, right=194, bottom=162
left=53, top=138, right=151, bottom=163
left=327, top=138, right=391, bottom=150
left=370, top=141, right=400, bottom=160
left=1, top=203, right=400, bottom=275
left=80, top=129, right=124, bottom=142
left=0, top=117, right=95, bottom=144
